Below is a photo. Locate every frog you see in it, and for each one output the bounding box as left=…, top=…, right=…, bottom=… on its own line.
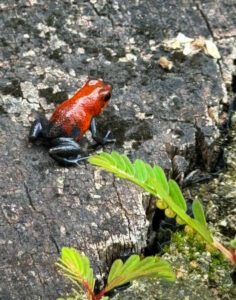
left=29, top=79, right=114, bottom=165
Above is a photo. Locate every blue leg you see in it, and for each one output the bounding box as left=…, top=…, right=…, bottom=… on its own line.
left=90, top=118, right=116, bottom=145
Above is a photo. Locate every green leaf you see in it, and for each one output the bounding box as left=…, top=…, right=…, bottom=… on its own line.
left=88, top=153, right=114, bottom=170
left=134, top=159, right=148, bottom=182
left=192, top=198, right=207, bottom=227
left=144, top=163, right=158, bottom=187
left=62, top=247, right=84, bottom=275
left=144, top=163, right=155, bottom=178
left=168, top=180, right=187, bottom=211
left=107, top=259, right=124, bottom=283
left=119, top=255, right=140, bottom=274
left=89, top=152, right=213, bottom=246
left=122, top=154, right=134, bottom=175
left=88, top=152, right=130, bottom=180
left=99, top=152, right=116, bottom=164
left=106, top=255, right=175, bottom=293
left=87, top=268, right=95, bottom=290
left=57, top=247, right=95, bottom=293
left=152, top=166, right=169, bottom=193
left=111, top=151, right=126, bottom=170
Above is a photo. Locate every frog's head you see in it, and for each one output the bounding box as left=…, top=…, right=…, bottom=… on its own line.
left=81, top=79, right=112, bottom=116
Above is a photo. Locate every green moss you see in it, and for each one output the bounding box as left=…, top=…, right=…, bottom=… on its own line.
left=164, top=230, right=233, bottom=299
left=170, top=231, right=206, bottom=257
left=208, top=251, right=228, bottom=280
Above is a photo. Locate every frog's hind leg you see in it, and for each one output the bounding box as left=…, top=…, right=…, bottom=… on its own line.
left=49, top=137, right=87, bottom=166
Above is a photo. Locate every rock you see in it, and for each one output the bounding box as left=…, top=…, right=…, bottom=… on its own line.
left=0, top=0, right=235, bottom=299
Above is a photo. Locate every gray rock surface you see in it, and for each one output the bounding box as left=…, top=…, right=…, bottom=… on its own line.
left=0, top=0, right=235, bottom=299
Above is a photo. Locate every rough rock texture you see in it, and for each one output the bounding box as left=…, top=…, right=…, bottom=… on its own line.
left=0, top=0, right=235, bottom=299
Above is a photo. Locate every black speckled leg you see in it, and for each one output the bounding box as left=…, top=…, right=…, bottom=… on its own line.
left=49, top=137, right=87, bottom=166
left=90, top=118, right=116, bottom=145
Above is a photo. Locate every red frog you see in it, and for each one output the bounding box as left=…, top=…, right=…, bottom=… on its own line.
left=29, top=79, right=114, bottom=165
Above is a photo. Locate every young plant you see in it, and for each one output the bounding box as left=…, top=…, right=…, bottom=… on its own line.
left=88, top=151, right=236, bottom=265
left=57, top=247, right=175, bottom=300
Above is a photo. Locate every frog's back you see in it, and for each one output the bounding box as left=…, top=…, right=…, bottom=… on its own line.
left=47, top=99, right=90, bottom=140
left=44, top=79, right=111, bottom=140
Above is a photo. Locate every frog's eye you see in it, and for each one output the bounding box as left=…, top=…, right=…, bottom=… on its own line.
left=104, top=92, right=111, bottom=102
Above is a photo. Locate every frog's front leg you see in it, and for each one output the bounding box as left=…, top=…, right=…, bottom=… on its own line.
left=49, top=137, right=87, bottom=166
left=29, top=118, right=43, bottom=141
left=29, top=117, right=49, bottom=141
left=90, top=118, right=116, bottom=146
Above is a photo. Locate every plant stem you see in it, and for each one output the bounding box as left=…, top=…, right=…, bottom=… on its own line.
left=82, top=281, right=95, bottom=300
left=94, top=289, right=107, bottom=300
left=213, top=239, right=236, bottom=264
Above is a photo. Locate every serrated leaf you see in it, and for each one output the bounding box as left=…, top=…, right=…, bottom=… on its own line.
left=152, top=166, right=169, bottom=193
left=62, top=247, right=84, bottom=275
left=86, top=268, right=93, bottom=289
left=119, top=255, right=140, bottom=274
left=82, top=255, right=90, bottom=277
left=88, top=154, right=114, bottom=170
left=111, top=151, right=126, bottom=170
left=107, top=259, right=124, bottom=283
left=99, top=152, right=117, bottom=165
left=168, top=180, right=187, bottom=211
left=144, top=163, right=157, bottom=186
left=57, top=247, right=95, bottom=293
left=121, top=154, right=134, bottom=175
left=105, top=255, right=175, bottom=293
left=144, top=163, right=155, bottom=178
left=89, top=152, right=214, bottom=247
left=192, top=198, right=207, bottom=227
left=136, top=256, right=156, bottom=270
left=134, top=159, right=148, bottom=182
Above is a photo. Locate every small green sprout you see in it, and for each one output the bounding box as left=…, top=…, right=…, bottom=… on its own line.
left=57, top=247, right=175, bottom=300
left=88, top=151, right=236, bottom=265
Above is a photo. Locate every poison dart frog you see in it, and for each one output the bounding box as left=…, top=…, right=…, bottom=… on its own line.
left=29, top=79, right=114, bottom=165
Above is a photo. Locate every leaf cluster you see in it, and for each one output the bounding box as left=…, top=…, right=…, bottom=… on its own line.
left=57, top=247, right=175, bottom=300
